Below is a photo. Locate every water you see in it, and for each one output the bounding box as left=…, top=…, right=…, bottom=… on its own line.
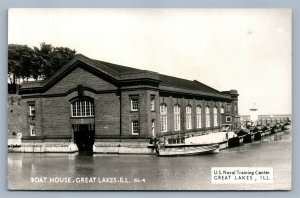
left=8, top=130, right=291, bottom=190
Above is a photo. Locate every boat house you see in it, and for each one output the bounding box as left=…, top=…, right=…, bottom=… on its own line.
left=18, top=54, right=240, bottom=153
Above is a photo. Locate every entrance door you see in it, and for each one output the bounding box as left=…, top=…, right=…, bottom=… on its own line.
left=73, top=124, right=95, bottom=152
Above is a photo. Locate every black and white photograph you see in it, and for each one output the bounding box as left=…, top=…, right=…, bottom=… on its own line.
left=7, top=8, right=291, bottom=190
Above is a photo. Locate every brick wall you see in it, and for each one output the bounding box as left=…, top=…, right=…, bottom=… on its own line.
left=158, top=96, right=233, bottom=135
left=94, top=93, right=120, bottom=136
left=21, top=66, right=122, bottom=141
left=18, top=64, right=238, bottom=142
left=42, top=97, right=71, bottom=138
left=45, top=67, right=117, bottom=95
left=8, top=95, right=27, bottom=139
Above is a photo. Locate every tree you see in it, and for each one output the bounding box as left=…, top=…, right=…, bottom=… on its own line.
left=34, top=43, right=76, bottom=79
left=8, top=44, right=34, bottom=85
left=8, top=43, right=77, bottom=93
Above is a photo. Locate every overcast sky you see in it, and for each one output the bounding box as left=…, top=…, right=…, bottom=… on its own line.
left=8, top=8, right=291, bottom=115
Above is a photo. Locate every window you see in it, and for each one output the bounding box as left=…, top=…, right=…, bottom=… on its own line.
left=174, top=105, right=181, bottom=131
left=205, top=106, right=210, bottom=128
left=213, top=107, right=218, bottom=127
left=28, top=102, right=35, bottom=116
left=220, top=107, right=224, bottom=114
left=226, top=116, right=232, bottom=122
left=227, top=103, right=231, bottom=113
left=151, top=95, right=155, bottom=111
left=196, top=106, right=202, bottom=128
left=186, top=105, right=192, bottom=130
left=160, top=104, right=168, bottom=132
left=151, top=119, right=155, bottom=136
left=132, top=120, right=139, bottom=135
left=131, top=98, right=139, bottom=111
left=30, top=124, right=36, bottom=136
left=71, top=99, right=94, bottom=117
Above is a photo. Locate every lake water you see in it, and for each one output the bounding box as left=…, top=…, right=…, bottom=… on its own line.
left=7, top=130, right=291, bottom=190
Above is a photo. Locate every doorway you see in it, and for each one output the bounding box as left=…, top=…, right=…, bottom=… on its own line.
left=73, top=124, right=95, bottom=152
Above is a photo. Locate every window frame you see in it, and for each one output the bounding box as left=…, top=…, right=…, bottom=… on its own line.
left=130, top=97, right=139, bottom=112
left=151, top=119, right=155, bottom=136
left=196, top=106, right=202, bottom=128
left=220, top=107, right=225, bottom=114
left=174, top=104, right=181, bottom=131
left=28, top=102, right=36, bottom=116
left=160, top=104, right=168, bottom=133
left=205, top=106, right=211, bottom=128
left=213, top=107, right=218, bottom=127
left=30, top=123, right=36, bottom=136
left=131, top=120, right=140, bottom=135
left=226, top=103, right=231, bottom=113
left=71, top=98, right=94, bottom=118
left=226, top=116, right=232, bottom=122
left=186, top=105, right=192, bottom=130
left=234, top=103, right=238, bottom=114
left=150, top=95, right=155, bottom=111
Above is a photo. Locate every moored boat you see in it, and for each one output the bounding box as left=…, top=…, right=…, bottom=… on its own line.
left=155, top=142, right=219, bottom=156
left=284, top=123, right=291, bottom=130
left=228, top=136, right=240, bottom=147
left=271, top=124, right=281, bottom=134
left=185, top=124, right=236, bottom=145
left=154, top=124, right=241, bottom=156
left=283, top=121, right=291, bottom=130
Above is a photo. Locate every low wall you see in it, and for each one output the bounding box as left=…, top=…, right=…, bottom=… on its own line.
left=8, top=130, right=235, bottom=154
left=93, top=142, right=155, bottom=154
left=8, top=141, right=155, bottom=154
left=8, top=142, right=78, bottom=153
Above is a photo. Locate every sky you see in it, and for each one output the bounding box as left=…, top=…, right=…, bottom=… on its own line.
left=8, top=8, right=291, bottom=115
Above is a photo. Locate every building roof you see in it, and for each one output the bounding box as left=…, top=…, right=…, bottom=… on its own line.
left=93, top=59, right=143, bottom=74
left=21, top=54, right=233, bottom=99
left=92, top=57, right=228, bottom=97
left=158, top=74, right=221, bottom=94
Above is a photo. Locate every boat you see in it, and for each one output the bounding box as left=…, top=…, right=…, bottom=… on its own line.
left=155, top=142, right=219, bottom=156
left=284, top=121, right=291, bottom=130
left=184, top=124, right=237, bottom=149
left=271, top=124, right=281, bottom=134
left=154, top=124, right=239, bottom=156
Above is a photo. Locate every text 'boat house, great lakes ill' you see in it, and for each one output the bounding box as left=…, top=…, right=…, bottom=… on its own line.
left=18, top=54, right=239, bottom=153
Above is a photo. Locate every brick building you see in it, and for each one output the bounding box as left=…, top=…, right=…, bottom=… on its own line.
left=18, top=54, right=239, bottom=153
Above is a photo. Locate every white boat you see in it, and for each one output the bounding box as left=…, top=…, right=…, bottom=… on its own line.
left=156, top=143, right=219, bottom=156
left=155, top=124, right=237, bottom=156
left=185, top=124, right=237, bottom=146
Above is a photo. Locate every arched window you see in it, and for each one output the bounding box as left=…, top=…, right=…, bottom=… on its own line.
left=196, top=106, right=202, bottom=128
left=205, top=106, right=210, bottom=128
left=71, top=98, right=94, bottom=117
left=227, top=103, right=231, bottom=113
left=213, top=107, right=218, bottom=127
left=174, top=105, right=181, bottom=131
left=186, top=105, right=192, bottom=130
left=234, top=103, right=238, bottom=114
left=220, top=107, right=224, bottom=114
left=160, top=104, right=168, bottom=132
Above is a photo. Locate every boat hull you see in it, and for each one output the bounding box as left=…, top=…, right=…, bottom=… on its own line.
left=157, top=143, right=219, bottom=156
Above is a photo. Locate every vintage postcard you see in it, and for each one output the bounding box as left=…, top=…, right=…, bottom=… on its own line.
left=7, top=8, right=291, bottom=190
